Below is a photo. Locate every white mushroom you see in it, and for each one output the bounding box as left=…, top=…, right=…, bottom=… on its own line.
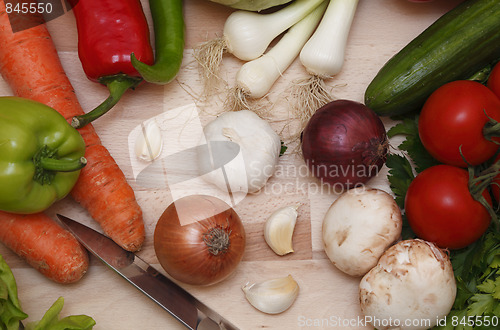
left=322, top=187, right=402, bottom=277
left=359, top=239, right=457, bottom=330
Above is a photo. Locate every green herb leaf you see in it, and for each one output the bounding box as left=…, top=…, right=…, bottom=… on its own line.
left=442, top=231, right=500, bottom=328
left=388, top=116, right=440, bottom=173
left=385, top=153, right=416, bottom=239
left=386, top=153, right=414, bottom=209
left=468, top=293, right=496, bottom=316
left=25, top=297, right=96, bottom=330
left=453, top=277, right=474, bottom=310
left=476, top=279, right=496, bottom=294
left=492, top=278, right=500, bottom=300
left=491, top=255, right=500, bottom=269
left=0, top=254, right=28, bottom=330
left=280, top=140, right=287, bottom=157
left=387, top=116, right=419, bottom=138
left=1, top=254, right=95, bottom=330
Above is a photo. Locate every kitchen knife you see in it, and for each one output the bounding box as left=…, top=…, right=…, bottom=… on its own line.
left=56, top=214, right=239, bottom=330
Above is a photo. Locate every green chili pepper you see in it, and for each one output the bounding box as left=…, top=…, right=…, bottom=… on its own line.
left=131, top=0, right=185, bottom=84
left=0, top=97, right=86, bottom=214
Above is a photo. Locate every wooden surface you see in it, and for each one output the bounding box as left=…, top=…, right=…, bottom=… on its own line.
left=0, top=0, right=465, bottom=329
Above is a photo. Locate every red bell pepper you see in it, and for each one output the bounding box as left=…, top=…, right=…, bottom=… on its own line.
left=68, top=0, right=154, bottom=128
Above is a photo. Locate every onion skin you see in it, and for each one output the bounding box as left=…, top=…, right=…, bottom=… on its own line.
left=301, top=100, right=388, bottom=188
left=154, top=195, right=246, bottom=286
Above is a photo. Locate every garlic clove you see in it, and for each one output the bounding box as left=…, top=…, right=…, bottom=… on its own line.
left=264, top=205, right=299, bottom=256
left=135, top=120, right=163, bottom=161
left=242, top=275, right=299, bottom=314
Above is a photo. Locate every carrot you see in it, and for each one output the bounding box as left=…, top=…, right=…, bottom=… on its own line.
left=0, top=211, right=89, bottom=284
left=0, top=1, right=145, bottom=251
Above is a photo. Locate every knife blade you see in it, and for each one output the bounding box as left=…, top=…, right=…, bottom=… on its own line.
left=56, top=214, right=239, bottom=330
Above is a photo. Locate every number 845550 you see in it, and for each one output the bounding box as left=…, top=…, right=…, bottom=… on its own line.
left=451, top=315, right=499, bottom=327
left=5, top=2, right=53, bottom=14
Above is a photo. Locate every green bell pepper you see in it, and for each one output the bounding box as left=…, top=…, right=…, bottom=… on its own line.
left=0, top=97, right=86, bottom=214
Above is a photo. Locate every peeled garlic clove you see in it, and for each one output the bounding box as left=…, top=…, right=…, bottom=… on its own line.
left=242, top=275, right=299, bottom=314
left=135, top=120, right=163, bottom=161
left=264, top=205, right=298, bottom=256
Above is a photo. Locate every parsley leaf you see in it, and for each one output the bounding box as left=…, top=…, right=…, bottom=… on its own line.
left=386, top=153, right=413, bottom=209
left=385, top=154, right=415, bottom=239
left=437, top=231, right=500, bottom=329
left=279, top=140, right=287, bottom=157
left=387, top=115, right=439, bottom=173
left=468, top=293, right=496, bottom=316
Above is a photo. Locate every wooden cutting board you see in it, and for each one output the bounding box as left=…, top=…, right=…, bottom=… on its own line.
left=0, top=0, right=464, bottom=329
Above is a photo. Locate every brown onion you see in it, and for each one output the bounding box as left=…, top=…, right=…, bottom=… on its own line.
left=154, top=195, right=246, bottom=286
left=301, top=99, right=388, bottom=189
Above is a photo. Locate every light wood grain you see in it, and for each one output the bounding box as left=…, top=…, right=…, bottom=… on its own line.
left=0, top=0, right=464, bottom=329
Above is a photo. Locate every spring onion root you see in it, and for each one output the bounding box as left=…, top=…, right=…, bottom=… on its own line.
left=193, top=0, right=325, bottom=96
left=193, top=37, right=227, bottom=96
left=290, top=75, right=333, bottom=126
left=292, top=0, right=359, bottom=126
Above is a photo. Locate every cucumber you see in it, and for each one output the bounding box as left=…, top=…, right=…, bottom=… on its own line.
left=364, top=0, right=500, bottom=117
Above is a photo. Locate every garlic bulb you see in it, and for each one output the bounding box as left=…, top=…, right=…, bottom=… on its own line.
left=242, top=275, right=299, bottom=314
left=198, top=110, right=281, bottom=194
left=264, top=205, right=299, bottom=256
left=135, top=120, right=163, bottom=161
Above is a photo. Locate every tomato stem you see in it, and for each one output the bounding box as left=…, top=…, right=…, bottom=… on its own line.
left=482, top=110, right=500, bottom=144
left=468, top=161, right=500, bottom=230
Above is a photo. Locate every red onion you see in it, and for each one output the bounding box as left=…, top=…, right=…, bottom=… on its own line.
left=301, top=99, right=388, bottom=189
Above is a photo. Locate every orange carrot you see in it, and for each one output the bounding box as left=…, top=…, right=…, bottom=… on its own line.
left=0, top=1, right=145, bottom=251
left=0, top=211, right=89, bottom=284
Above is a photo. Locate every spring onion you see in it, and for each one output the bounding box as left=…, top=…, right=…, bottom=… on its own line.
left=194, top=0, right=325, bottom=94
left=226, top=0, right=328, bottom=112
left=292, top=0, right=359, bottom=125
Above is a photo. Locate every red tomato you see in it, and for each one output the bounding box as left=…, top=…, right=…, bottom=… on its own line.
left=488, top=61, right=500, bottom=100
left=405, top=165, right=492, bottom=249
left=418, top=80, right=500, bottom=167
